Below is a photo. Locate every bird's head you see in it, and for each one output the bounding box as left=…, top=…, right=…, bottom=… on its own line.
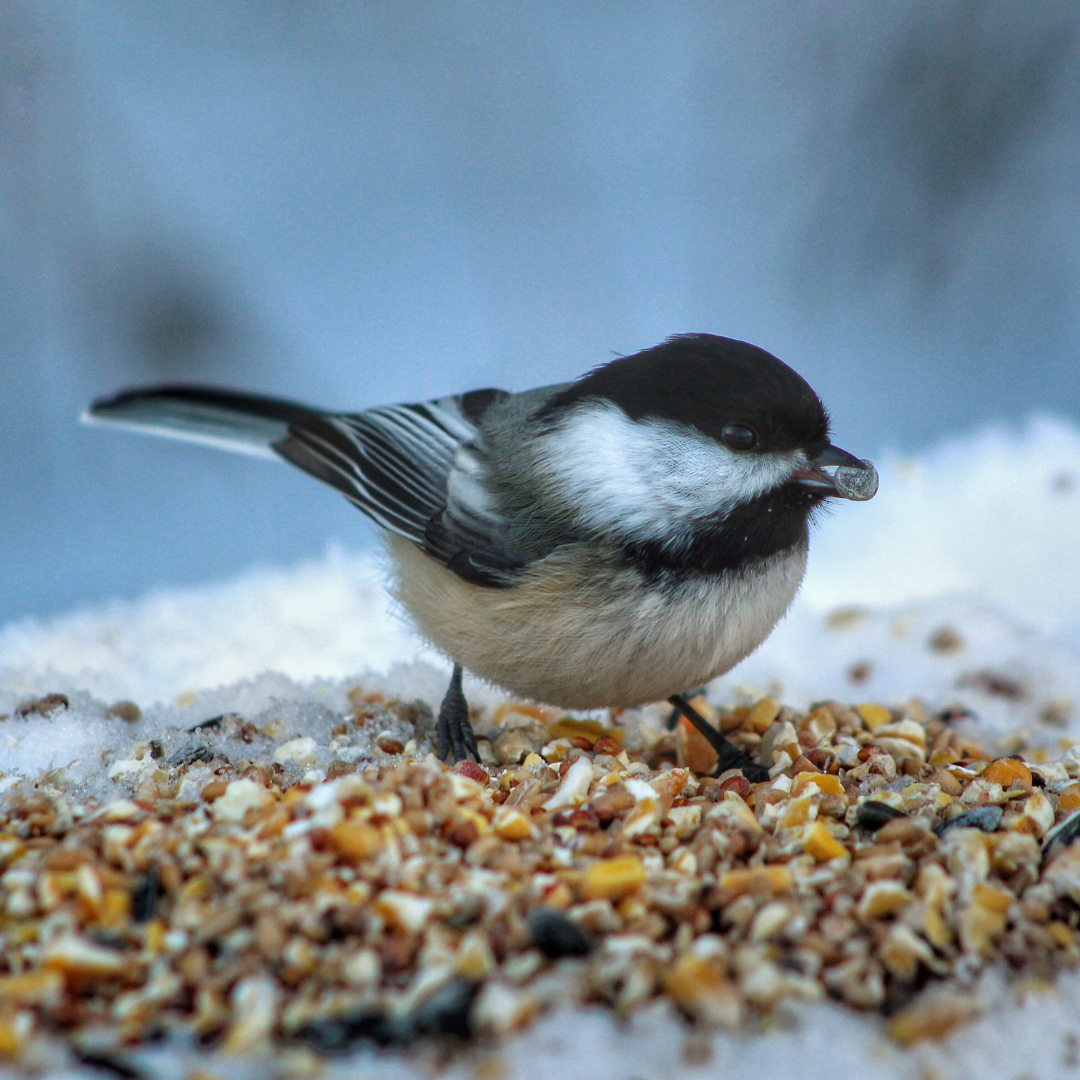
left=536, top=333, right=877, bottom=552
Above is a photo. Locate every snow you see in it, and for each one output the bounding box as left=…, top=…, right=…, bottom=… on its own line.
left=3, top=415, right=1080, bottom=1077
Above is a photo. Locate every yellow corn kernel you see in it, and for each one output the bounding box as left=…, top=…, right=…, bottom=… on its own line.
left=856, top=703, right=892, bottom=731
left=456, top=935, right=495, bottom=980
left=929, top=748, right=961, bottom=766
left=1048, top=921, right=1076, bottom=949
left=856, top=880, right=913, bottom=920
left=720, top=865, right=792, bottom=897
left=972, top=882, right=1013, bottom=915
left=982, top=758, right=1032, bottom=790
left=664, top=955, right=742, bottom=1028
left=792, top=772, right=844, bottom=797
left=748, top=697, right=780, bottom=733
left=0, top=1018, right=22, bottom=1058
left=97, top=888, right=132, bottom=929
left=582, top=856, right=645, bottom=901
left=329, top=820, right=383, bottom=863
left=0, top=969, right=63, bottom=1007
left=922, top=904, right=952, bottom=950
left=176, top=876, right=212, bottom=904
left=546, top=717, right=622, bottom=744
left=889, top=993, right=982, bottom=1045
left=542, top=881, right=573, bottom=910
left=457, top=808, right=490, bottom=835
left=803, top=821, right=848, bottom=862
left=492, top=806, right=533, bottom=841
left=777, top=794, right=816, bottom=830
left=144, top=918, right=166, bottom=954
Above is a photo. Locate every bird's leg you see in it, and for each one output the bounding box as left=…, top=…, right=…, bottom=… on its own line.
left=667, top=693, right=770, bottom=783
left=436, top=664, right=480, bottom=764
left=665, top=687, right=707, bottom=731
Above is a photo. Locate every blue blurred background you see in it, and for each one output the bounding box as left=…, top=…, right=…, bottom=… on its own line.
left=2, top=0, right=1078, bottom=621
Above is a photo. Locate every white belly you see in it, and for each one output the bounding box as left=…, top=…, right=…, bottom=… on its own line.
left=386, top=535, right=806, bottom=709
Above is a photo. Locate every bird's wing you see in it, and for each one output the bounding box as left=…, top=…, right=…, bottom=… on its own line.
left=276, top=389, right=516, bottom=576
left=86, top=382, right=520, bottom=585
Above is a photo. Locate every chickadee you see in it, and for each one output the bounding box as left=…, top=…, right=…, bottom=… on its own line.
left=86, top=334, right=877, bottom=779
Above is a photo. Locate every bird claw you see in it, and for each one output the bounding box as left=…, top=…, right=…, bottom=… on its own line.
left=436, top=666, right=480, bottom=764
left=667, top=693, right=768, bottom=783
left=714, top=749, right=770, bottom=784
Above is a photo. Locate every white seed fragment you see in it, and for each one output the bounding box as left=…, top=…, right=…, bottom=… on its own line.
left=210, top=779, right=274, bottom=823
left=1043, top=842, right=1080, bottom=904
left=341, top=948, right=381, bottom=988
left=372, top=792, right=403, bottom=817
left=376, top=890, right=435, bottom=934
left=750, top=901, right=793, bottom=942
left=223, top=975, right=279, bottom=1054
left=447, top=771, right=486, bottom=801
left=473, top=980, right=539, bottom=1034
left=667, top=804, right=703, bottom=836
left=1020, top=790, right=1055, bottom=837
left=273, top=736, right=319, bottom=767
left=543, top=756, right=594, bottom=810
left=880, top=923, right=939, bottom=980
left=620, top=797, right=659, bottom=838
left=106, top=760, right=146, bottom=781
left=43, top=935, right=128, bottom=978
left=96, top=798, right=145, bottom=821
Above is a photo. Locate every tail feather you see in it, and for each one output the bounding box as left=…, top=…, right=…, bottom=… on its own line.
left=83, top=385, right=322, bottom=460
left=85, top=382, right=496, bottom=565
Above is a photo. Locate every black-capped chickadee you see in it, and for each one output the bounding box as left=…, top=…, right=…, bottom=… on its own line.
left=86, top=334, right=877, bottom=779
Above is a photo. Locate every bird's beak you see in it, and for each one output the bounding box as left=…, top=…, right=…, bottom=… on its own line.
left=792, top=443, right=879, bottom=501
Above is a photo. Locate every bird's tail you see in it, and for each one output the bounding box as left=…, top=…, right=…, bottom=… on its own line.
left=83, top=385, right=323, bottom=460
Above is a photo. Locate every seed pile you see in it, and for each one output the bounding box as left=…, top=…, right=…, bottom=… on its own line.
left=3, top=691, right=1080, bottom=1069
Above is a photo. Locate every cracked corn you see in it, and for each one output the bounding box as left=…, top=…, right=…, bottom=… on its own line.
left=2, top=694, right=1080, bottom=1063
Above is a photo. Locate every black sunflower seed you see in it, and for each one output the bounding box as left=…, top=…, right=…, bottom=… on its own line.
left=933, top=805, right=1003, bottom=836
left=857, top=801, right=908, bottom=831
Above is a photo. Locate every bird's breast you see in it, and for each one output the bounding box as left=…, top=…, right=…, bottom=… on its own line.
left=386, top=535, right=807, bottom=709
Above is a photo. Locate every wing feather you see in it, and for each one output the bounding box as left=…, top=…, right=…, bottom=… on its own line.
left=275, top=394, right=519, bottom=582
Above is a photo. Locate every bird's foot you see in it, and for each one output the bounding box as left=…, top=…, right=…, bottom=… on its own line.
left=713, top=744, right=770, bottom=784
left=667, top=693, right=769, bottom=783
left=436, top=665, right=480, bottom=764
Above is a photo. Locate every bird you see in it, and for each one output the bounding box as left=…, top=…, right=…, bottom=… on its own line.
left=85, top=333, right=878, bottom=780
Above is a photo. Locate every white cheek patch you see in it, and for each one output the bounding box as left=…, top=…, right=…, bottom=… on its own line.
left=536, top=401, right=799, bottom=544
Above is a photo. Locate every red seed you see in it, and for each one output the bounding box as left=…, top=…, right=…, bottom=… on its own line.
left=308, top=826, right=332, bottom=851
left=718, top=775, right=751, bottom=799
left=453, top=760, right=490, bottom=785
left=592, top=736, right=623, bottom=757
left=448, top=818, right=480, bottom=848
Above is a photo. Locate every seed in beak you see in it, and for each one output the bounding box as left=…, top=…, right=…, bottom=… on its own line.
left=834, top=460, right=879, bottom=501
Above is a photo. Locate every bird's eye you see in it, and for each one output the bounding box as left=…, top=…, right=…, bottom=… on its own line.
left=721, top=424, right=757, bottom=451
